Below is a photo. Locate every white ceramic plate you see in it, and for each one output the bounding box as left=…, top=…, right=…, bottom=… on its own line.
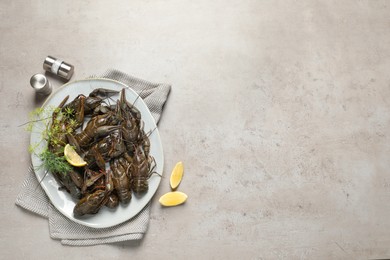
left=30, top=78, right=163, bottom=228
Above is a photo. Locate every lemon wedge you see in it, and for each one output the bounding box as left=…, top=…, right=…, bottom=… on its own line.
left=64, top=144, right=87, bottom=167
left=159, top=191, right=188, bottom=207
left=170, top=161, right=184, bottom=190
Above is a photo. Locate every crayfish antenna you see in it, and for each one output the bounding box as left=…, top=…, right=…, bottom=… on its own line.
left=132, top=87, right=147, bottom=105
left=58, top=95, right=70, bottom=109
left=34, top=169, right=50, bottom=191
left=145, top=126, right=158, bottom=138
left=66, top=133, right=81, bottom=154
left=125, top=85, right=150, bottom=107
left=147, top=157, right=160, bottom=178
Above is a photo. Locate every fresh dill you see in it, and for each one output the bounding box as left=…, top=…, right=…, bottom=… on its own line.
left=25, top=105, right=77, bottom=176
left=39, top=149, right=72, bottom=176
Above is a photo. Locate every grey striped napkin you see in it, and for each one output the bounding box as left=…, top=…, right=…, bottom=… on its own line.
left=15, top=69, right=171, bottom=246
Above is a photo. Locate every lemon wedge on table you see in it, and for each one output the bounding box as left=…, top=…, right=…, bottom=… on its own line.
left=159, top=191, right=188, bottom=207
left=170, top=161, right=184, bottom=190
left=64, top=144, right=87, bottom=167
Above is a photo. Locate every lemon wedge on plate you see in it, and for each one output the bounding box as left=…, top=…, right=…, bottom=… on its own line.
left=170, top=161, right=184, bottom=190
left=64, top=144, right=87, bottom=167
left=159, top=191, right=188, bottom=207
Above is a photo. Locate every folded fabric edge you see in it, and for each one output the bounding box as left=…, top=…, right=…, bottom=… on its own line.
left=60, top=233, right=144, bottom=246
left=90, top=69, right=154, bottom=86
left=99, top=69, right=161, bottom=86
left=15, top=165, right=50, bottom=217
left=15, top=198, right=49, bottom=218
left=90, top=69, right=172, bottom=99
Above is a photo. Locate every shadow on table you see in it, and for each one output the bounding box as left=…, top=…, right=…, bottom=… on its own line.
left=33, top=93, right=48, bottom=106
left=110, top=239, right=143, bottom=248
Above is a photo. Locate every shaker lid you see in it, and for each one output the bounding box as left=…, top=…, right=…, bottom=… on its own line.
left=43, top=56, right=56, bottom=71
left=43, top=56, right=74, bottom=80
left=58, top=62, right=74, bottom=80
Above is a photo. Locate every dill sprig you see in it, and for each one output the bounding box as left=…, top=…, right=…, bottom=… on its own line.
left=25, top=104, right=78, bottom=177
left=39, top=149, right=72, bottom=176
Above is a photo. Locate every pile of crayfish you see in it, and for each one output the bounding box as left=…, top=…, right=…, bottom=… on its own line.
left=46, top=88, right=155, bottom=217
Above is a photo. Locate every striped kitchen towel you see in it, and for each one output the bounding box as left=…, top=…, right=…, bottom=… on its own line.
left=16, top=69, right=171, bottom=246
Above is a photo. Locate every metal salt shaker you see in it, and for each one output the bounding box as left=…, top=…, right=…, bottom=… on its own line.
left=43, top=56, right=74, bottom=80
left=30, top=74, right=52, bottom=95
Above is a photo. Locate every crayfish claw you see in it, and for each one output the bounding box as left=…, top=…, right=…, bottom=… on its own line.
left=89, top=88, right=119, bottom=98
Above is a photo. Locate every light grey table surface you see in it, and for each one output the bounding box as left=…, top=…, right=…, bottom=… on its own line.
left=1, top=1, right=390, bottom=259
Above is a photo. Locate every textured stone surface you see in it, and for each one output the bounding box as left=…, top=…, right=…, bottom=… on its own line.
left=1, top=0, right=390, bottom=259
